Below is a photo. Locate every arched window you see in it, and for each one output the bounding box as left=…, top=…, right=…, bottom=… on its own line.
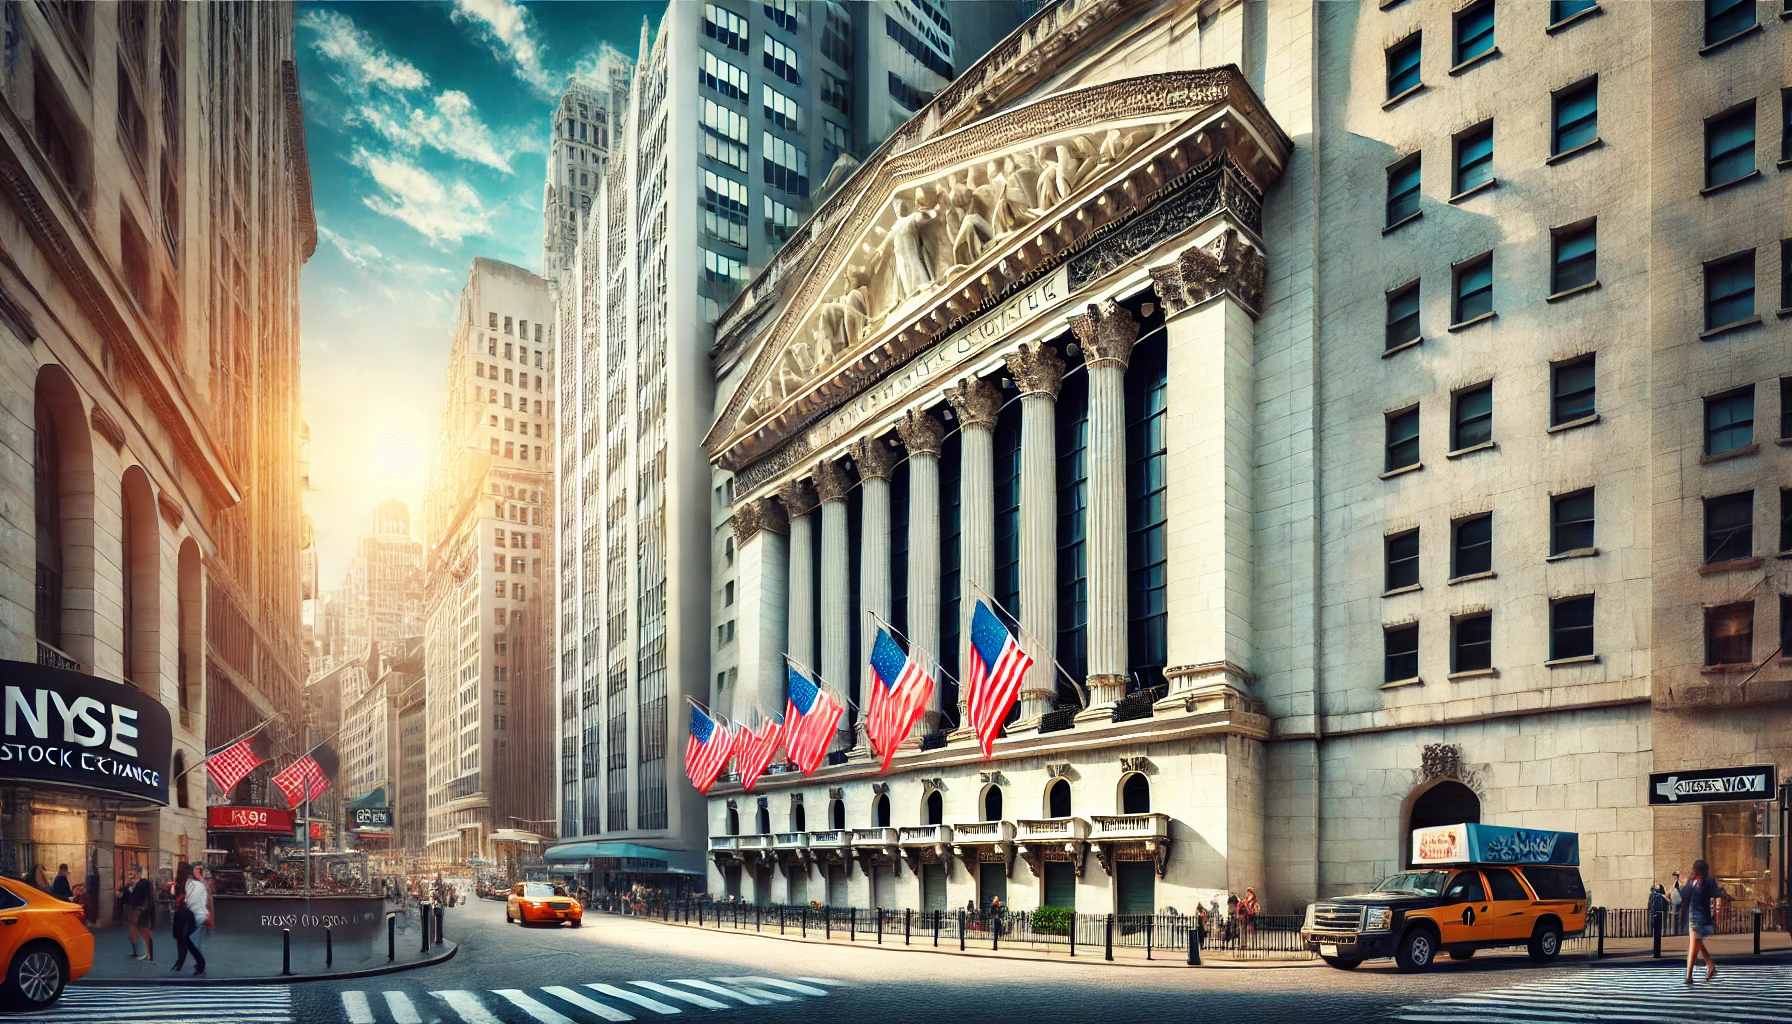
left=872, top=793, right=890, bottom=828
left=925, top=789, right=943, bottom=825
left=791, top=801, right=806, bottom=832
left=34, top=367, right=94, bottom=667
left=755, top=803, right=770, bottom=835
left=982, top=785, right=1003, bottom=822
left=1125, top=316, right=1168, bottom=694
left=725, top=805, right=740, bottom=836
left=33, top=398, right=62, bottom=646
left=173, top=752, right=189, bottom=809
left=177, top=541, right=202, bottom=720
left=121, top=468, right=160, bottom=695
left=829, top=798, right=845, bottom=830
left=1121, top=772, right=1150, bottom=814
left=1047, top=778, right=1071, bottom=818
left=1406, top=780, right=1481, bottom=867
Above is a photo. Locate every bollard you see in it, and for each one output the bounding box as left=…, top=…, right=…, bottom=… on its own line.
left=933, top=909, right=940, bottom=947
left=850, top=907, right=857, bottom=941
left=993, top=914, right=1000, bottom=952
left=1187, top=920, right=1201, bottom=966
left=282, top=927, right=292, bottom=976
left=1105, top=914, right=1114, bottom=962
left=1146, top=917, right=1152, bottom=961
left=825, top=908, right=831, bottom=940
left=877, top=908, right=883, bottom=945
left=802, top=906, right=808, bottom=938
left=1651, top=908, right=1662, bottom=959
left=1755, top=906, right=1763, bottom=955
left=1070, top=914, right=1077, bottom=958
left=388, top=913, right=397, bottom=963
left=1596, top=907, right=1605, bottom=959
left=755, top=904, right=761, bottom=932
left=326, top=927, right=334, bottom=968
left=959, top=910, right=966, bottom=951
left=435, top=903, right=445, bottom=946
left=905, top=908, right=911, bottom=946
left=779, top=906, right=784, bottom=935
left=421, top=902, right=431, bottom=954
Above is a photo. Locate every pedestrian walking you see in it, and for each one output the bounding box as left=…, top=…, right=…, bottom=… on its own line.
left=50, top=863, right=72, bottom=901
left=169, top=862, right=207, bottom=976
left=121, top=866, right=155, bottom=964
left=1681, top=859, right=1724, bottom=984
left=1225, top=891, right=1240, bottom=945
left=1239, top=886, right=1260, bottom=946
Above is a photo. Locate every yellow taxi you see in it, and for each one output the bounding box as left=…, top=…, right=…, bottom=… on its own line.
left=0, top=877, right=92, bottom=1010
left=506, top=881, right=583, bottom=928
left=1301, top=824, right=1588, bottom=972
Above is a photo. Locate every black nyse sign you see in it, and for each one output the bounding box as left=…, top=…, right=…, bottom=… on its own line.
left=1649, top=764, right=1777, bottom=805
left=0, top=660, right=172, bottom=805
left=352, top=806, right=392, bottom=830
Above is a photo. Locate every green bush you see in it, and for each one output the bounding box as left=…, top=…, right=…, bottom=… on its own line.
left=1030, top=905, right=1073, bottom=935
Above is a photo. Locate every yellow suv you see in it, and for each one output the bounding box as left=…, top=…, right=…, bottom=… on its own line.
left=1301, top=824, right=1588, bottom=972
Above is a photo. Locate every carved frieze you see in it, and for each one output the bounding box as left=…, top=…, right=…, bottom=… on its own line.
left=1067, top=156, right=1261, bottom=291
left=1069, top=299, right=1139, bottom=370
left=737, top=434, right=811, bottom=494
left=946, top=375, right=1002, bottom=431
left=1004, top=343, right=1066, bottom=399
left=1149, top=227, right=1267, bottom=319
left=894, top=408, right=948, bottom=457
left=849, top=435, right=898, bottom=481
left=730, top=497, right=789, bottom=544
left=777, top=478, right=818, bottom=519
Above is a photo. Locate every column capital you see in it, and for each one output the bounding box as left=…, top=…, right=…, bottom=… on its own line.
left=777, top=478, right=818, bottom=518
left=945, top=375, right=1003, bottom=431
left=813, top=457, right=850, bottom=504
left=730, top=496, right=789, bottom=544
left=1147, top=227, right=1267, bottom=320
left=849, top=435, right=899, bottom=481
left=1069, top=299, right=1140, bottom=370
left=1004, top=342, right=1066, bottom=399
left=895, top=408, right=948, bottom=457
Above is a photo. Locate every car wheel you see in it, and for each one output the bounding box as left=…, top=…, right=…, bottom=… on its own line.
left=1395, top=927, right=1437, bottom=973
left=570, top=918, right=582, bottom=928
left=1528, top=922, right=1562, bottom=963
left=1320, top=955, right=1361, bottom=970
left=3, top=941, right=67, bottom=1012
left=1447, top=948, right=1477, bottom=961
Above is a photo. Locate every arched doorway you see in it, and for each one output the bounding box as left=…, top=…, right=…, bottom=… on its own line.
left=1405, top=780, right=1481, bottom=867
left=982, top=785, right=1003, bottom=822
left=924, top=790, right=943, bottom=825
left=872, top=793, right=890, bottom=828
left=1120, top=773, right=1150, bottom=814
left=725, top=806, right=740, bottom=836
left=829, top=798, right=845, bottom=830
left=1046, top=778, right=1071, bottom=817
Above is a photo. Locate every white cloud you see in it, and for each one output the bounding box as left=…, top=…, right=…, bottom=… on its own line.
left=301, top=10, right=428, bottom=94
left=450, top=0, right=559, bottom=97
left=356, top=90, right=514, bottom=174
left=316, top=224, right=388, bottom=269
left=349, top=149, right=491, bottom=245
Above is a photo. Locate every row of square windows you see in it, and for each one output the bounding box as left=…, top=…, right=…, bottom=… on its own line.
left=484, top=339, right=543, bottom=366
left=486, top=313, right=543, bottom=343
left=475, top=362, right=541, bottom=388
left=488, top=438, right=546, bottom=461
left=480, top=393, right=544, bottom=418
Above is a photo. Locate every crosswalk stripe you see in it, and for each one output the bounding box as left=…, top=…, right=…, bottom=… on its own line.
left=586, top=983, right=683, bottom=1014
left=494, top=989, right=581, bottom=1024
left=668, top=980, right=776, bottom=1006
left=630, top=982, right=731, bottom=1010
left=433, top=990, right=506, bottom=1024
left=791, top=977, right=845, bottom=987
left=385, top=991, right=423, bottom=1024
left=544, top=985, right=636, bottom=1022
left=1392, top=965, right=1792, bottom=1024
left=722, top=977, right=829, bottom=996
left=342, top=992, right=375, bottom=1024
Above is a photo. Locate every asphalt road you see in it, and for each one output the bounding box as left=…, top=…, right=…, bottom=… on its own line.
left=25, top=898, right=1792, bottom=1024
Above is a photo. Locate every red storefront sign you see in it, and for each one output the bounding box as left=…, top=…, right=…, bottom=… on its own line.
left=207, top=805, right=296, bottom=833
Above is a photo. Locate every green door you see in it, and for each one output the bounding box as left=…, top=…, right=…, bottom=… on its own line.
left=922, top=864, right=947, bottom=913
left=1043, top=861, right=1076, bottom=909
left=979, top=862, right=1007, bottom=911
left=1116, top=862, right=1154, bottom=916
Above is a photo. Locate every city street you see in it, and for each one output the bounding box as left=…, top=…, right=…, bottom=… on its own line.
left=21, top=898, right=1792, bottom=1024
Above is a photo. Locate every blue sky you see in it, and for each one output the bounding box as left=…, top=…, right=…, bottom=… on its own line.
left=296, top=0, right=660, bottom=586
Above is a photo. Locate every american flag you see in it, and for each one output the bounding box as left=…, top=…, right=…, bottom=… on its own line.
left=272, top=754, right=331, bottom=809
left=966, top=600, right=1033, bottom=759
left=734, top=717, right=783, bottom=791
left=205, top=737, right=266, bottom=793
left=782, top=665, right=842, bottom=776
left=866, top=628, right=933, bottom=772
left=684, top=705, right=735, bottom=795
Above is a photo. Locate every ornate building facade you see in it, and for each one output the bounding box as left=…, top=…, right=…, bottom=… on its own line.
left=702, top=0, right=1791, bottom=914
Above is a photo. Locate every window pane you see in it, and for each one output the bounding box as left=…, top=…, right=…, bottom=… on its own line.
left=1386, top=282, right=1420, bottom=349
left=1551, top=596, right=1595, bottom=659
left=1550, top=0, right=1597, bottom=23
left=1704, top=252, right=1754, bottom=329
left=1552, top=223, right=1597, bottom=292
left=1453, top=384, right=1492, bottom=449
left=1385, top=624, right=1419, bottom=682
left=1706, top=105, right=1756, bottom=188
left=1704, top=491, right=1754, bottom=563
left=1455, top=2, right=1495, bottom=63
left=1453, top=514, right=1492, bottom=577
left=1551, top=356, right=1596, bottom=425
left=1387, top=36, right=1421, bottom=97
left=1453, top=613, right=1492, bottom=672
left=1781, top=488, right=1791, bottom=555
left=1704, top=388, right=1754, bottom=455
left=1551, top=489, right=1595, bottom=554
left=1455, top=257, right=1493, bottom=322
left=1387, top=408, right=1420, bottom=471
left=1387, top=159, right=1421, bottom=225
left=1704, top=0, right=1754, bottom=44
left=1454, top=125, right=1494, bottom=193
left=1705, top=601, right=1753, bottom=665
left=1386, top=529, right=1420, bottom=590
left=1783, top=376, right=1792, bottom=440
left=1553, top=80, right=1598, bottom=154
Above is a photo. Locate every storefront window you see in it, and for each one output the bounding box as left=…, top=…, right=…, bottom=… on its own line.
left=1704, top=802, right=1774, bottom=905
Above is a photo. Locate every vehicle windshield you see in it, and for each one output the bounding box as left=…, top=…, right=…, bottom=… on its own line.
left=522, top=883, right=564, bottom=897
left=1370, top=871, right=1452, bottom=896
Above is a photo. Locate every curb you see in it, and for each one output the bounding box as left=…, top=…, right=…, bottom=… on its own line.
left=1579, top=946, right=1792, bottom=970
left=75, top=941, right=458, bottom=987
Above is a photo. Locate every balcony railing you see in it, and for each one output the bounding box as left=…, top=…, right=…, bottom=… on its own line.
left=950, top=820, right=1016, bottom=844
left=737, top=834, right=774, bottom=851
left=850, top=827, right=899, bottom=847
left=1090, top=813, right=1170, bottom=841
left=772, top=832, right=809, bottom=850
left=707, top=836, right=739, bottom=851
left=898, top=824, right=953, bottom=846
left=1016, top=817, right=1091, bottom=842
left=808, top=829, right=851, bottom=850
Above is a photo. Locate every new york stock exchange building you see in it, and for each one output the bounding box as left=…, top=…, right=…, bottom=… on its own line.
left=697, top=0, right=1705, bottom=917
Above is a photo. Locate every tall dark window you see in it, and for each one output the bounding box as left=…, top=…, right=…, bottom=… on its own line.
left=938, top=431, right=962, bottom=715
left=1386, top=34, right=1421, bottom=98
left=1783, top=90, right=1791, bottom=164
left=33, top=400, right=62, bottom=647
left=1125, top=331, right=1168, bottom=693
left=1056, top=370, right=1090, bottom=686
left=1386, top=529, right=1420, bottom=591
left=1452, top=613, right=1492, bottom=673
left=1551, top=78, right=1598, bottom=155
left=1453, top=254, right=1493, bottom=323
left=1386, top=406, right=1420, bottom=472
left=1704, top=0, right=1755, bottom=45
left=1451, top=383, right=1493, bottom=450
left=1550, top=596, right=1594, bottom=660
left=1705, top=601, right=1753, bottom=666
left=1385, top=624, right=1419, bottom=683
left=1705, top=103, right=1756, bottom=189
left=890, top=458, right=910, bottom=639
left=1781, top=239, right=1791, bottom=311
left=1704, top=386, right=1755, bottom=455
left=1705, top=250, right=1755, bottom=329
left=993, top=400, right=1023, bottom=617
left=1552, top=221, right=1597, bottom=293
left=1783, top=377, right=1792, bottom=439
left=1453, top=122, right=1494, bottom=195
left=1549, top=0, right=1597, bottom=25
left=1551, top=489, right=1596, bottom=555
left=1386, top=281, right=1420, bottom=350
left=1453, top=0, right=1495, bottom=65
left=1780, top=488, right=1791, bottom=554
left=1704, top=491, right=1754, bottom=564
left=1451, top=513, right=1492, bottom=578
left=1551, top=355, right=1596, bottom=425
left=1386, top=157, right=1421, bottom=227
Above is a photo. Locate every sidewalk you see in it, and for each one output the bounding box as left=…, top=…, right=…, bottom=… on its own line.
left=1590, top=929, right=1792, bottom=962
left=79, top=908, right=456, bottom=984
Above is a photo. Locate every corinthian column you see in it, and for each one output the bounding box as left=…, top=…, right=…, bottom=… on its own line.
left=813, top=458, right=853, bottom=751
left=1069, top=300, right=1139, bottom=716
left=778, top=479, right=818, bottom=676
left=945, top=375, right=1002, bottom=737
left=1005, top=342, right=1066, bottom=726
left=851, top=433, right=896, bottom=678
left=895, top=408, right=948, bottom=735
left=731, top=497, right=789, bottom=723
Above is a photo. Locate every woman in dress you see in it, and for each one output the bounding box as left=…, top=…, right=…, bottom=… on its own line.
left=1681, top=858, right=1723, bottom=984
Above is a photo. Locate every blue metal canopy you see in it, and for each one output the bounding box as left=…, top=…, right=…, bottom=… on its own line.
left=541, top=841, right=706, bottom=876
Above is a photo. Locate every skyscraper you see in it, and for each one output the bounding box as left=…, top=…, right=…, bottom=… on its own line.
left=541, top=47, right=633, bottom=290
left=344, top=499, right=424, bottom=656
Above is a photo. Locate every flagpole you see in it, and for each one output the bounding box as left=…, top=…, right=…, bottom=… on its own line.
left=966, top=578, right=1089, bottom=710
left=783, top=653, right=860, bottom=713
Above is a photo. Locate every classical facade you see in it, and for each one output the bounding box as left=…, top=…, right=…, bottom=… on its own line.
left=0, top=2, right=312, bottom=895
left=700, top=0, right=1792, bottom=915
left=421, top=258, right=555, bottom=861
